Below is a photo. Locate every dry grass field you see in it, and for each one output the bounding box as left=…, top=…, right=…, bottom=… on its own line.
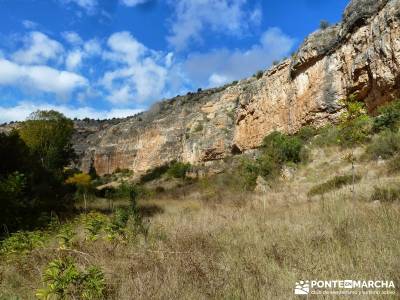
left=1, top=146, right=400, bottom=299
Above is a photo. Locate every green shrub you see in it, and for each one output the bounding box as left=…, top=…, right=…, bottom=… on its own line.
left=338, top=116, right=372, bottom=147
left=371, top=185, right=400, bottom=203
left=308, top=174, right=361, bottom=196
left=320, top=19, right=330, bottom=29
left=238, top=158, right=260, bottom=191
left=373, top=100, right=400, bottom=132
left=313, top=124, right=340, bottom=147
left=167, top=161, right=191, bottom=179
left=36, top=257, right=105, bottom=300
left=365, top=130, right=400, bottom=159
left=254, top=70, right=263, bottom=79
left=296, top=125, right=318, bottom=142
left=0, top=231, right=47, bottom=257
left=140, top=164, right=170, bottom=183
left=262, top=131, right=304, bottom=164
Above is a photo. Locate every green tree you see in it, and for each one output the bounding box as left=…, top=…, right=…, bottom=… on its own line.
left=338, top=94, right=370, bottom=200
left=19, top=110, right=74, bottom=174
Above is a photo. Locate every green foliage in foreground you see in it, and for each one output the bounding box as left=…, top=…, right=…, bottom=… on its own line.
left=36, top=257, right=105, bottom=300
left=308, top=174, right=362, bottom=197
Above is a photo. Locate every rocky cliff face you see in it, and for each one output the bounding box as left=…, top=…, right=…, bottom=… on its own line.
left=76, top=0, right=400, bottom=175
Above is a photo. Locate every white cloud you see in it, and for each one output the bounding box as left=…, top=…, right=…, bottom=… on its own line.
left=66, top=50, right=83, bottom=70
left=120, top=0, right=150, bottom=6
left=12, top=32, right=64, bottom=65
left=83, top=39, right=102, bottom=55
left=183, top=27, right=295, bottom=87
left=101, top=31, right=169, bottom=104
left=0, top=102, right=143, bottom=123
left=22, top=20, right=38, bottom=29
left=62, top=0, right=98, bottom=13
left=167, top=0, right=261, bottom=51
left=0, top=58, right=88, bottom=97
left=62, top=31, right=83, bottom=45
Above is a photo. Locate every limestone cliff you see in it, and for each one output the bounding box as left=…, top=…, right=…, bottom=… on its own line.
left=77, top=0, right=400, bottom=175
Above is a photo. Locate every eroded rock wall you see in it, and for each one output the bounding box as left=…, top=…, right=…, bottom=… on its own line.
left=78, top=0, right=400, bottom=175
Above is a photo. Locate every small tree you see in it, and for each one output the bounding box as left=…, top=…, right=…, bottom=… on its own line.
left=19, top=110, right=74, bottom=175
left=66, top=173, right=92, bottom=212
left=339, top=94, right=369, bottom=200
left=320, top=20, right=330, bottom=30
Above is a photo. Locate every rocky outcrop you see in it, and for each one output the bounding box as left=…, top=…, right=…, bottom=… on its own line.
left=76, top=0, right=400, bottom=175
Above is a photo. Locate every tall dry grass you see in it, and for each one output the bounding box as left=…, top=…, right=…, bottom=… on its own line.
left=1, top=146, right=400, bottom=299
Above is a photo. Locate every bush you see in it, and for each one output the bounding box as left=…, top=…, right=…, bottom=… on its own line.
left=140, top=164, right=170, bottom=183
left=36, top=257, right=105, bottom=300
left=371, top=185, right=400, bottom=203
left=313, top=125, right=340, bottom=147
left=320, top=20, right=330, bottom=30
left=254, top=70, right=263, bottom=79
left=262, top=131, right=304, bottom=164
left=308, top=174, right=361, bottom=196
left=167, top=161, right=191, bottom=179
left=338, top=116, right=372, bottom=147
left=238, top=158, right=261, bottom=191
left=0, top=231, right=48, bottom=257
left=373, top=100, right=400, bottom=132
left=366, top=130, right=400, bottom=159
left=296, top=125, right=318, bottom=142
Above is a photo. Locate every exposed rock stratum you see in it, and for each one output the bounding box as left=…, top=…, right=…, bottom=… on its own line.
left=75, top=0, right=400, bottom=175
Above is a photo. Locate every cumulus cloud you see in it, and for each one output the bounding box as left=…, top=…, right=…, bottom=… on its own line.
left=101, top=31, right=169, bottom=104
left=183, top=27, right=295, bottom=87
left=66, top=50, right=83, bottom=70
left=0, top=101, right=143, bottom=123
left=167, top=0, right=261, bottom=51
left=0, top=58, right=87, bottom=97
left=12, top=32, right=64, bottom=65
left=62, top=31, right=83, bottom=45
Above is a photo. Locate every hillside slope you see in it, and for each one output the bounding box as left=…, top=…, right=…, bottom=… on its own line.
left=72, top=0, right=400, bottom=175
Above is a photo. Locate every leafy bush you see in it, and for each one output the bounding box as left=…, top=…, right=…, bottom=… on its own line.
left=167, top=161, right=191, bottom=179
left=238, top=158, right=261, bottom=191
left=236, top=131, right=309, bottom=188
left=338, top=96, right=371, bottom=147
left=338, top=116, right=372, bottom=147
left=371, top=185, right=400, bottom=203
left=320, top=19, right=330, bottom=29
left=373, top=100, right=400, bottom=132
left=308, top=174, right=361, bottom=196
left=296, top=125, right=318, bottom=142
left=262, top=131, right=304, bottom=164
left=0, top=231, right=47, bottom=257
left=313, top=124, right=341, bottom=147
left=36, top=257, right=105, bottom=300
left=365, top=130, right=400, bottom=159
left=84, top=213, right=109, bottom=241
left=254, top=70, right=263, bottom=79
left=140, top=164, right=170, bottom=183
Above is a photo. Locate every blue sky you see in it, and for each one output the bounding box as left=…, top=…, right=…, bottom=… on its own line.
left=0, top=0, right=349, bottom=122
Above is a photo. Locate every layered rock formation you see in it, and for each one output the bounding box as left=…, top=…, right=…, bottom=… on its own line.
left=76, top=0, right=400, bottom=175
